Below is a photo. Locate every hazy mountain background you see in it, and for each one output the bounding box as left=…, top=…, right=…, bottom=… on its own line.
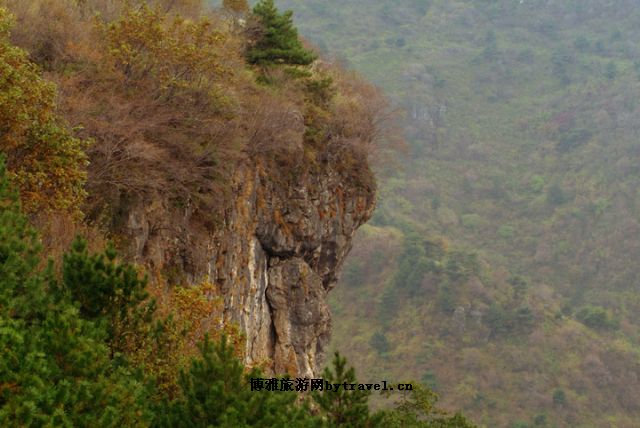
left=264, top=1, right=640, bottom=427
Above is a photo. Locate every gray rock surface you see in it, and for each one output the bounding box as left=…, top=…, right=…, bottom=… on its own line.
left=124, top=161, right=375, bottom=377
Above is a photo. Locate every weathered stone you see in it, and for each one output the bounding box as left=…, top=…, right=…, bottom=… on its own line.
left=267, top=258, right=330, bottom=378
left=124, top=160, right=375, bottom=377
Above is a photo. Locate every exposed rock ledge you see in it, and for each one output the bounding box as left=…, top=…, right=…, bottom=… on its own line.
left=125, top=160, right=375, bottom=377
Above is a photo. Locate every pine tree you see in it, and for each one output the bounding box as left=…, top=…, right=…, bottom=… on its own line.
left=155, top=335, right=324, bottom=427
left=378, top=384, right=476, bottom=428
left=247, top=0, right=316, bottom=66
left=60, top=237, right=155, bottom=356
left=312, top=352, right=378, bottom=428
left=0, top=156, right=152, bottom=426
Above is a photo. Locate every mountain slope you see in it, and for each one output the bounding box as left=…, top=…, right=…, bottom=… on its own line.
left=276, top=1, right=640, bottom=427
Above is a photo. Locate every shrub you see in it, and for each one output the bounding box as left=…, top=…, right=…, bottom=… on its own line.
left=444, top=250, right=480, bottom=283
left=421, top=370, right=438, bottom=391
left=605, top=61, right=617, bottom=80
left=461, top=214, right=483, bottom=229
left=547, top=183, right=568, bottom=205
left=529, top=175, right=545, bottom=193
left=59, top=3, right=247, bottom=225
left=223, top=0, right=249, bottom=14
left=370, top=331, right=391, bottom=355
left=437, top=284, right=457, bottom=314
left=378, top=383, right=476, bottom=427
left=552, top=388, right=566, bottom=406
left=575, top=305, right=618, bottom=330
left=557, top=129, right=592, bottom=152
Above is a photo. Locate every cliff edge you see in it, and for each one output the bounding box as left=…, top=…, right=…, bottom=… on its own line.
left=4, top=0, right=381, bottom=378
left=124, top=153, right=375, bottom=377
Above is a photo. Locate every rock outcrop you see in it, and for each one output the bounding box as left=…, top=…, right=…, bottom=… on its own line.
left=125, top=160, right=375, bottom=377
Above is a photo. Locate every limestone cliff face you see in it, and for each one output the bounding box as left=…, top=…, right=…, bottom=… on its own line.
left=125, top=159, right=375, bottom=377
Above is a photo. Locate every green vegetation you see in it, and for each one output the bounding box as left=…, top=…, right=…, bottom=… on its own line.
left=276, top=0, right=640, bottom=426
left=0, top=156, right=151, bottom=426
left=156, top=336, right=323, bottom=428
left=248, top=0, right=316, bottom=66
left=0, top=1, right=473, bottom=426
left=0, top=152, right=472, bottom=425
left=312, top=352, right=379, bottom=427
left=0, top=160, right=313, bottom=425
left=0, top=8, right=87, bottom=214
left=9, top=0, right=640, bottom=425
left=4, top=0, right=378, bottom=243
left=575, top=305, right=619, bottom=331
left=370, top=331, right=391, bottom=355
left=380, top=384, right=475, bottom=428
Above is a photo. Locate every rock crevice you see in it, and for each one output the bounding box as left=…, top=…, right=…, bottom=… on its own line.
left=126, top=161, right=375, bottom=377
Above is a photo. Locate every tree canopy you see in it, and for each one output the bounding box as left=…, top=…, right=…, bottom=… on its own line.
left=247, top=0, right=316, bottom=66
left=0, top=8, right=87, bottom=214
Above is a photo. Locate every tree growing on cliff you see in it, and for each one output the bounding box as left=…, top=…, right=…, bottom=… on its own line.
left=0, top=154, right=320, bottom=425
left=247, top=0, right=316, bottom=66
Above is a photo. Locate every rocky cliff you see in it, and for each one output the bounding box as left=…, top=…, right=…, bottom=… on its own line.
left=125, top=158, right=375, bottom=377
left=2, top=0, right=381, bottom=382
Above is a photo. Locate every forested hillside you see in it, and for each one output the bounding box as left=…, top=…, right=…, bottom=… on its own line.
left=0, top=0, right=475, bottom=426
left=272, top=1, right=640, bottom=427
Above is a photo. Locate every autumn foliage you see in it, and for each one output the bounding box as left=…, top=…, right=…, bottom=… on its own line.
left=0, top=1, right=475, bottom=426
left=0, top=0, right=382, bottom=235
left=0, top=0, right=385, bottom=366
left=0, top=0, right=386, bottom=317
left=0, top=7, right=87, bottom=214
left=1, top=0, right=385, bottom=368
